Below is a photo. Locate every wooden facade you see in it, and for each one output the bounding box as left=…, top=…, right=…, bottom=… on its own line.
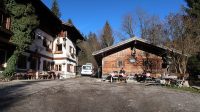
left=102, top=48, right=163, bottom=76
left=93, top=38, right=185, bottom=77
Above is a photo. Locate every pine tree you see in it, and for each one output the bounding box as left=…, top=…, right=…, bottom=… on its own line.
left=51, top=0, right=61, bottom=18
left=67, top=19, right=73, bottom=25
left=78, top=32, right=101, bottom=67
left=185, top=0, right=200, bottom=18
left=2, top=0, right=39, bottom=79
left=100, top=21, right=114, bottom=48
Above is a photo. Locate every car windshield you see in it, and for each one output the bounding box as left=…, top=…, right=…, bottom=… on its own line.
left=83, top=66, right=92, bottom=70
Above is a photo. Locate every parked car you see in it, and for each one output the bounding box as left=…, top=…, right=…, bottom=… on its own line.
left=81, top=63, right=93, bottom=76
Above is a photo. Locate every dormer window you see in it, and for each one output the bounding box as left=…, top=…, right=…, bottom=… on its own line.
left=56, top=44, right=62, bottom=52
left=58, top=31, right=67, bottom=37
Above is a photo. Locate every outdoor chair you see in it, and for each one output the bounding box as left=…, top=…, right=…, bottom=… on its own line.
left=47, top=71, right=56, bottom=79
left=14, top=72, right=25, bottom=80
left=27, top=69, right=36, bottom=79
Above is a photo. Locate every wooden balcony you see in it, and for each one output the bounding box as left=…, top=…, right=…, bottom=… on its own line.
left=0, top=9, right=12, bottom=39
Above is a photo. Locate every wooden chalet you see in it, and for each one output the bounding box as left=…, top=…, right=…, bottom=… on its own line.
left=92, top=37, right=185, bottom=77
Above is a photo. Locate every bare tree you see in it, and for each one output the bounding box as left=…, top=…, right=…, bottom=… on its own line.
left=136, top=9, right=149, bottom=39
left=121, top=14, right=136, bottom=38
left=137, top=10, right=166, bottom=45
left=165, top=13, right=199, bottom=77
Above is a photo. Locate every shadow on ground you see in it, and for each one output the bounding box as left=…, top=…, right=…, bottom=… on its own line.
left=0, top=79, right=64, bottom=111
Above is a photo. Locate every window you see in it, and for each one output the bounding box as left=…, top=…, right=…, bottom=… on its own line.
left=37, top=35, right=42, bottom=40
left=30, top=58, right=37, bottom=70
left=51, top=62, right=54, bottom=70
left=67, top=64, right=74, bottom=73
left=83, top=66, right=92, bottom=70
left=43, top=60, right=51, bottom=71
left=69, top=46, right=75, bottom=58
left=46, top=40, right=53, bottom=52
left=117, top=60, right=124, bottom=68
left=17, top=55, right=27, bottom=69
left=69, top=46, right=72, bottom=54
left=43, top=39, right=47, bottom=47
left=56, top=44, right=62, bottom=51
left=0, top=50, right=6, bottom=65
left=73, top=48, right=75, bottom=54
left=58, top=31, right=67, bottom=37
left=55, top=64, right=62, bottom=71
left=69, top=46, right=75, bottom=54
left=43, top=60, right=46, bottom=71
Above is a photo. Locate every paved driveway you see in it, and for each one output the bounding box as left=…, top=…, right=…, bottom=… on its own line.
left=0, top=77, right=200, bottom=112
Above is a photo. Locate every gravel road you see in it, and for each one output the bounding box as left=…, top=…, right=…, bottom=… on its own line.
left=0, top=77, right=200, bottom=112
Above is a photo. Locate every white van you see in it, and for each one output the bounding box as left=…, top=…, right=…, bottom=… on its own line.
left=81, top=63, right=93, bottom=76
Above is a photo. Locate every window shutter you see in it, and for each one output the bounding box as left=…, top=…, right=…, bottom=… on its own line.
left=43, top=60, right=46, bottom=71
left=67, top=64, right=70, bottom=72
left=123, top=60, right=125, bottom=67
left=74, top=66, right=76, bottom=73
left=69, top=46, right=71, bottom=53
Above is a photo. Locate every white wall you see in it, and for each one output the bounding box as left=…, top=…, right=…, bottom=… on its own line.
left=53, top=36, right=76, bottom=62
left=26, top=29, right=78, bottom=77
left=30, top=29, right=54, bottom=58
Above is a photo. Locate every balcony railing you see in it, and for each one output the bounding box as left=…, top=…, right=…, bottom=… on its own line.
left=0, top=9, right=12, bottom=39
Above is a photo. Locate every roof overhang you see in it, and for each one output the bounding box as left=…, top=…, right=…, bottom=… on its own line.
left=62, top=23, right=85, bottom=43
left=92, top=37, right=187, bottom=66
left=30, top=0, right=62, bottom=37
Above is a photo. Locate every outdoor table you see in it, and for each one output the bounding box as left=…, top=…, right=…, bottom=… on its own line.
left=111, top=76, right=119, bottom=82
left=110, top=74, right=127, bottom=83
left=39, top=72, right=48, bottom=79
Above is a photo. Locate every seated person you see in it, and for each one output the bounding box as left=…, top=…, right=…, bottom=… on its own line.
left=119, top=68, right=127, bottom=82
left=119, top=68, right=126, bottom=77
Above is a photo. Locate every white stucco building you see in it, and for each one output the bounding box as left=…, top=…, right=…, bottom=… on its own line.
left=16, top=24, right=84, bottom=79
left=0, top=0, right=84, bottom=79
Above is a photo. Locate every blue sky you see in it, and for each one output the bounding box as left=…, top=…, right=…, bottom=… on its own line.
left=42, top=0, right=186, bottom=38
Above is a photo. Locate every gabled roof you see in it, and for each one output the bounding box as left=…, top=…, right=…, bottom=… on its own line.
left=92, top=37, right=187, bottom=65
left=30, top=0, right=84, bottom=41
left=30, top=0, right=62, bottom=37
left=62, top=23, right=85, bottom=43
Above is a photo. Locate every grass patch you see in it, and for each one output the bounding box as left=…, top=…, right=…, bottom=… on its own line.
left=164, top=85, right=200, bottom=94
